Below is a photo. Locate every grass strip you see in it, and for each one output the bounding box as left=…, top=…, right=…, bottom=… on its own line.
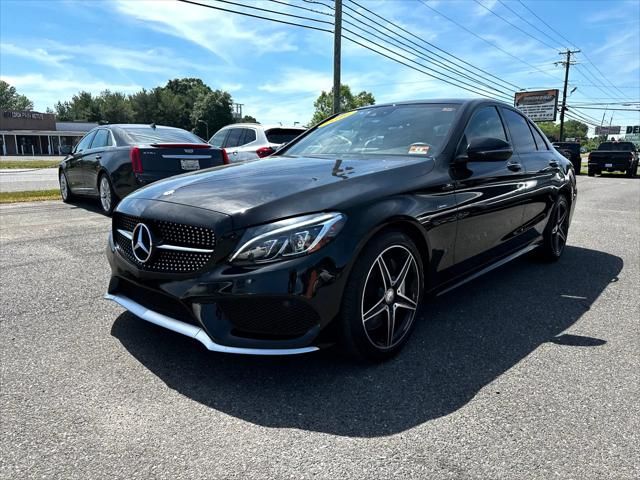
left=0, top=189, right=61, bottom=203
left=0, top=160, right=60, bottom=169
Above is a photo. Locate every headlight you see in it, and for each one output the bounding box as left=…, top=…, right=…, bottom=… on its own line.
left=230, top=212, right=346, bottom=264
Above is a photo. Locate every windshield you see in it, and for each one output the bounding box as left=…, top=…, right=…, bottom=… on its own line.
left=285, top=104, right=459, bottom=157
left=598, top=142, right=635, bottom=151
left=123, top=127, right=203, bottom=144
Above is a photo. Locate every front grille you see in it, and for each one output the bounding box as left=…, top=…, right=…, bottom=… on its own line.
left=218, top=298, right=320, bottom=339
left=113, top=213, right=215, bottom=274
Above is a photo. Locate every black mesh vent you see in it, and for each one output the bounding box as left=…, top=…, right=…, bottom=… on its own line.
left=218, top=298, right=320, bottom=338
left=116, top=279, right=199, bottom=327
left=113, top=213, right=215, bottom=274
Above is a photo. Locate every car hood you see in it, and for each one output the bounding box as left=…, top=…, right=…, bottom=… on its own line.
left=125, top=155, right=435, bottom=228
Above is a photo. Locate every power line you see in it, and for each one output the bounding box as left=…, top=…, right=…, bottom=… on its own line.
left=176, top=0, right=333, bottom=32
left=417, top=0, right=564, bottom=83
left=346, top=0, right=523, bottom=92
left=516, top=1, right=635, bottom=101
left=341, top=25, right=512, bottom=101
left=497, top=0, right=564, bottom=48
left=569, top=106, right=640, bottom=112
left=267, top=0, right=332, bottom=17
left=180, top=0, right=511, bottom=101
left=472, top=0, right=558, bottom=51
left=211, top=0, right=332, bottom=25
left=340, top=3, right=518, bottom=97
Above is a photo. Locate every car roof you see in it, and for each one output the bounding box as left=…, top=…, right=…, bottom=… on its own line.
left=354, top=98, right=510, bottom=110
left=104, top=124, right=186, bottom=130
left=221, top=123, right=306, bottom=130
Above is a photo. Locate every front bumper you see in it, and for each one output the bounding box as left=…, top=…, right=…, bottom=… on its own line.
left=104, top=293, right=318, bottom=355
left=106, top=228, right=352, bottom=354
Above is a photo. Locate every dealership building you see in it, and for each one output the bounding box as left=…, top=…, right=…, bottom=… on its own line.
left=0, top=110, right=97, bottom=155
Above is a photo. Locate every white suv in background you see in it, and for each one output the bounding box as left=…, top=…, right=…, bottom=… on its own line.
left=208, top=123, right=306, bottom=162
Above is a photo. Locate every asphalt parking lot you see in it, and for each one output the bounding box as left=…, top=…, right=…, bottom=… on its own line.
left=1, top=176, right=638, bottom=479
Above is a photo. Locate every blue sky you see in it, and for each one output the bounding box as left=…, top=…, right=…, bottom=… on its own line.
left=1, top=0, right=638, bottom=131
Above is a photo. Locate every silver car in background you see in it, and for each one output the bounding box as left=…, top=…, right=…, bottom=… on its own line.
left=208, top=123, right=306, bottom=162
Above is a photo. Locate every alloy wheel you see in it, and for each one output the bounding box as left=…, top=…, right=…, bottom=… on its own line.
left=99, top=176, right=112, bottom=213
left=551, top=200, right=569, bottom=256
left=59, top=172, right=68, bottom=201
left=361, top=245, right=420, bottom=350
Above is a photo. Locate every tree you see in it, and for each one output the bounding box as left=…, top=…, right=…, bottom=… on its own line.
left=239, top=115, right=258, bottom=123
left=164, top=78, right=212, bottom=130
left=191, top=90, right=234, bottom=139
left=537, top=119, right=588, bottom=142
left=0, top=80, right=34, bottom=110
left=310, top=84, right=375, bottom=125
left=54, top=91, right=101, bottom=122
left=129, top=88, right=160, bottom=124
left=97, top=90, right=134, bottom=123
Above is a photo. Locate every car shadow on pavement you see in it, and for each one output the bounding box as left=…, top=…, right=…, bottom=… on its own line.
left=111, top=245, right=622, bottom=437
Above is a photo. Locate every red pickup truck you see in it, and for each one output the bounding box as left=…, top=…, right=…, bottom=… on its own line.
left=588, top=142, right=639, bottom=177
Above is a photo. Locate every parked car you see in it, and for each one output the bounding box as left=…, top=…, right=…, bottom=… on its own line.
left=59, top=124, right=228, bottom=215
left=105, top=99, right=576, bottom=361
left=587, top=141, right=639, bottom=177
left=208, top=123, right=306, bottom=162
left=552, top=142, right=582, bottom=174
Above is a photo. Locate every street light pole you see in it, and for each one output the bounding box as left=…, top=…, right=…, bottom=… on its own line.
left=197, top=119, right=209, bottom=140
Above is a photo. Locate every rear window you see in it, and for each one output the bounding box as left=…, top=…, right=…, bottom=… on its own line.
left=265, top=128, right=305, bottom=145
left=123, top=127, right=203, bottom=144
left=597, top=142, right=636, bottom=151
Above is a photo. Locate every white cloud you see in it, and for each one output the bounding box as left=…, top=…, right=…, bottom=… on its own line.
left=0, top=73, right=141, bottom=111
left=113, top=0, right=298, bottom=64
left=0, top=43, right=71, bottom=67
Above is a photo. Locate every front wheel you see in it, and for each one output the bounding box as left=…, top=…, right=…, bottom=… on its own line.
left=537, top=195, right=570, bottom=262
left=98, top=173, right=117, bottom=216
left=59, top=170, right=73, bottom=203
left=339, top=231, right=424, bottom=362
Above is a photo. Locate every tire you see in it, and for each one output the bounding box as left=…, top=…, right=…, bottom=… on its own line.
left=587, top=170, right=595, bottom=177
left=98, top=173, right=117, bottom=216
left=59, top=170, right=73, bottom=203
left=339, top=230, right=424, bottom=362
left=537, top=195, right=570, bottom=262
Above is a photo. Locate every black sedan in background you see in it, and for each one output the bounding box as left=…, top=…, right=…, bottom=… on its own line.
left=105, top=99, right=576, bottom=361
left=59, top=124, right=228, bottom=214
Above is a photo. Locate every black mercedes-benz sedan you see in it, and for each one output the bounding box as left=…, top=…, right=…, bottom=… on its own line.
left=105, top=99, right=576, bottom=361
left=59, top=124, right=228, bottom=215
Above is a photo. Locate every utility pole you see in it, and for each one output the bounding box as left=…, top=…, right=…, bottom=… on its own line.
left=332, top=0, right=342, bottom=115
left=556, top=49, right=580, bottom=142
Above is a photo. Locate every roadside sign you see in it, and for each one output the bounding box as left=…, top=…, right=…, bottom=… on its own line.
left=595, top=126, right=622, bottom=135
left=514, top=89, right=559, bottom=122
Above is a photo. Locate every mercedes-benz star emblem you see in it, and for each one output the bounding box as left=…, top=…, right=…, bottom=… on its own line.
left=131, top=223, right=153, bottom=263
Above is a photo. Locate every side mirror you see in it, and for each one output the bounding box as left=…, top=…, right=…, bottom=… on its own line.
left=460, top=137, right=513, bottom=162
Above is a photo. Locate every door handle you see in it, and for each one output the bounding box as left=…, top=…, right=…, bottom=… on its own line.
left=506, top=161, right=522, bottom=172
left=95, top=155, right=102, bottom=160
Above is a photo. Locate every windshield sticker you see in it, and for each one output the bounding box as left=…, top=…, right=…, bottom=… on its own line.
left=408, top=143, right=430, bottom=155
left=317, top=110, right=357, bottom=128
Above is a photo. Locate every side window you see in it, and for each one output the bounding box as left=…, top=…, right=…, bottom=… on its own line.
left=241, top=129, right=257, bottom=145
left=459, top=106, right=506, bottom=155
left=74, top=131, right=96, bottom=153
left=502, top=109, right=537, bottom=153
left=529, top=123, right=549, bottom=150
left=209, top=129, right=227, bottom=147
left=91, top=129, right=111, bottom=149
left=224, top=128, right=243, bottom=148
